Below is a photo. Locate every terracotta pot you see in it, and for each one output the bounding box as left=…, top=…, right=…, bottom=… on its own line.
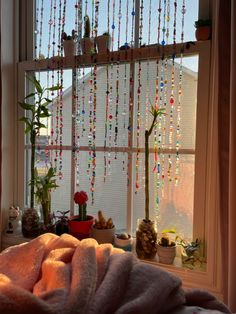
left=195, top=26, right=211, bottom=41
left=63, top=40, right=77, bottom=57
left=96, top=35, right=111, bottom=54
left=157, top=244, right=176, bottom=264
left=80, top=37, right=95, bottom=55
left=91, top=226, right=115, bottom=244
left=68, top=215, right=94, bottom=240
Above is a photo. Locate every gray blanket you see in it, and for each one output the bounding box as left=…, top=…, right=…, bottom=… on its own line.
left=0, top=233, right=231, bottom=314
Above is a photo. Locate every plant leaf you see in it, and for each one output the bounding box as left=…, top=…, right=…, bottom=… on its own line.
left=46, top=84, right=62, bottom=91
left=24, top=92, right=36, bottom=99
left=18, top=102, right=35, bottom=111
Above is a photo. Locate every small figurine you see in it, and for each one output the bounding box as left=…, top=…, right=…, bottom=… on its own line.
left=6, top=206, right=21, bottom=235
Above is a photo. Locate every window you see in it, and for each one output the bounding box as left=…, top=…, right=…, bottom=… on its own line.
left=18, top=1, right=210, bottom=249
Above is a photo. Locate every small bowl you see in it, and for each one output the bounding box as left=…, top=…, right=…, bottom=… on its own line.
left=114, top=234, right=133, bottom=251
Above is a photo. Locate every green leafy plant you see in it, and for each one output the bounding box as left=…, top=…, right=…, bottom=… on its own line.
left=84, top=15, right=91, bottom=38
left=177, top=237, right=201, bottom=257
left=34, top=167, right=59, bottom=225
left=145, top=105, right=165, bottom=221
left=194, top=19, right=211, bottom=28
left=18, top=76, right=61, bottom=209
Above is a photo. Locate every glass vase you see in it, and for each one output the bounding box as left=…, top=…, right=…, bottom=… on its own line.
left=136, top=219, right=157, bottom=259
left=21, top=208, right=40, bottom=238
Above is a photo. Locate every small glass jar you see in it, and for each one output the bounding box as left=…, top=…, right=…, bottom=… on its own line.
left=22, top=208, right=40, bottom=238
left=136, top=218, right=157, bottom=259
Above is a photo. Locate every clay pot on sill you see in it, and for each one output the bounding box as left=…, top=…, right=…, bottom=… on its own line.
left=157, top=244, right=176, bottom=265
left=91, top=225, right=115, bottom=244
left=63, top=39, right=77, bottom=57
left=68, top=215, right=94, bottom=240
left=195, top=26, right=211, bottom=41
left=80, top=37, right=95, bottom=55
left=96, top=34, right=111, bottom=54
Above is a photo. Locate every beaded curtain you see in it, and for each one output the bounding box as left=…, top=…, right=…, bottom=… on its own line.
left=33, top=0, right=198, bottom=232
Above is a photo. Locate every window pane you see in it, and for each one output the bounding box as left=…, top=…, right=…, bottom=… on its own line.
left=142, top=0, right=199, bottom=45
left=35, top=1, right=199, bottom=59
left=30, top=70, right=73, bottom=146
left=132, top=154, right=194, bottom=240
left=133, top=56, right=198, bottom=150
left=75, top=151, right=128, bottom=231
left=78, top=64, right=130, bottom=148
left=25, top=149, right=72, bottom=213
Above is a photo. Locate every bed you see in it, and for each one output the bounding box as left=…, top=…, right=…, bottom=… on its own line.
left=0, top=233, right=231, bottom=314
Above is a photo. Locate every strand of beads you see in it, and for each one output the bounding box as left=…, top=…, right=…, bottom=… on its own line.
left=90, top=0, right=99, bottom=204
left=135, top=0, right=143, bottom=192
left=161, top=0, right=167, bottom=46
left=145, top=0, right=152, bottom=130
left=35, top=0, right=39, bottom=59
left=103, top=0, right=110, bottom=182
left=131, top=0, right=135, bottom=47
left=38, top=0, right=44, bottom=60
left=107, top=0, right=116, bottom=176
left=122, top=0, right=129, bottom=172
left=174, top=0, right=186, bottom=185
left=114, top=0, right=122, bottom=155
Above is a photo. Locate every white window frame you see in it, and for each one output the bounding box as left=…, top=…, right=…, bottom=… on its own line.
left=15, top=0, right=224, bottom=300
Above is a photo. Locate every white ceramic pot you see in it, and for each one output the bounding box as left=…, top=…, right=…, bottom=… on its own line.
left=114, top=234, right=133, bottom=251
left=91, top=226, right=115, bottom=244
left=157, top=244, right=176, bottom=264
left=63, top=40, right=77, bottom=57
left=96, top=35, right=111, bottom=54
left=80, top=37, right=95, bottom=55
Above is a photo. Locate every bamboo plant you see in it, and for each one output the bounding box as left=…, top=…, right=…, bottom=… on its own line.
left=145, top=106, right=165, bottom=221
left=19, top=76, right=61, bottom=209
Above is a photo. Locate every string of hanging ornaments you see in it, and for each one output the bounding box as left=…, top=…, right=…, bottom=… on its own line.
left=33, top=0, right=186, bottom=213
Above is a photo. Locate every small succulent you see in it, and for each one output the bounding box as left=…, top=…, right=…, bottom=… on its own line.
left=62, top=29, right=78, bottom=41
left=94, top=210, right=114, bottom=229
left=159, top=235, right=176, bottom=247
left=84, top=15, right=91, bottom=38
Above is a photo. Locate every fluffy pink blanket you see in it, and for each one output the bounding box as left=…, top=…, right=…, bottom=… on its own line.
left=0, top=233, right=230, bottom=314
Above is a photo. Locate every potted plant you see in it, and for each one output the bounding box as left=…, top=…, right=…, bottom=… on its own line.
left=177, top=237, right=201, bottom=265
left=68, top=191, right=94, bottom=240
left=34, top=167, right=59, bottom=229
left=194, top=19, right=211, bottom=41
left=80, top=15, right=95, bottom=55
left=136, top=106, right=165, bottom=259
left=114, top=232, right=133, bottom=251
left=19, top=76, right=61, bottom=237
left=91, top=210, right=115, bottom=244
left=62, top=29, right=78, bottom=57
left=157, top=234, right=177, bottom=264
left=96, top=31, right=111, bottom=54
